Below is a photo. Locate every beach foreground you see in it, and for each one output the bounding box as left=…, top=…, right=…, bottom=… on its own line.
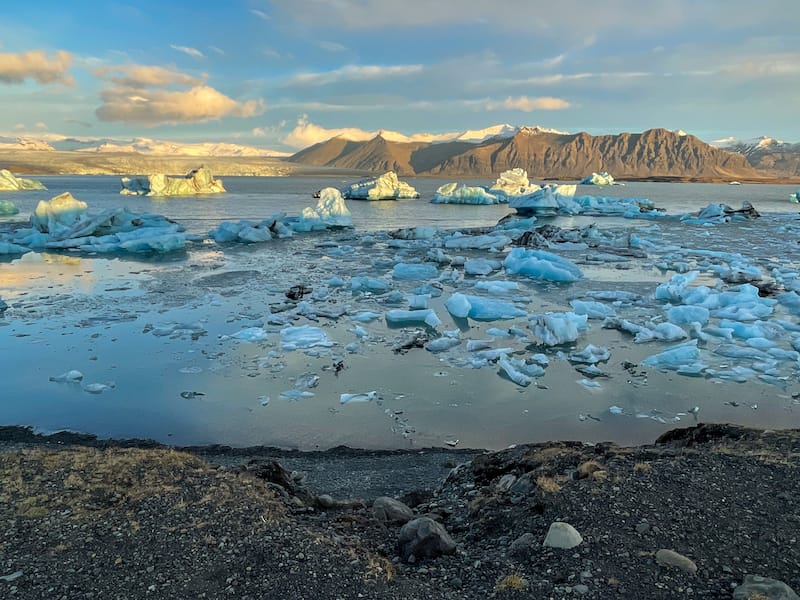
left=1, top=423, right=798, bottom=599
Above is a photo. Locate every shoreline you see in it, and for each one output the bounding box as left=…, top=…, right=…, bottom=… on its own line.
left=2, top=422, right=799, bottom=598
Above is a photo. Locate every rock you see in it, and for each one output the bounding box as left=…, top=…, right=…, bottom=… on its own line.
left=573, top=584, right=589, bottom=595
left=733, top=575, right=800, bottom=600
left=496, top=473, right=517, bottom=492
left=398, top=517, right=456, bottom=561
left=316, top=494, right=336, bottom=509
left=655, top=549, right=698, bottom=574
left=509, top=532, right=537, bottom=559
left=542, top=522, right=583, bottom=549
left=373, top=496, right=415, bottom=525
left=635, top=522, right=651, bottom=535
left=576, top=460, right=604, bottom=479
left=0, top=571, right=23, bottom=582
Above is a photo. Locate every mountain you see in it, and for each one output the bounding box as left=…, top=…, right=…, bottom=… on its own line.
left=290, top=127, right=765, bottom=181
left=712, top=135, right=800, bottom=177
left=0, top=137, right=55, bottom=151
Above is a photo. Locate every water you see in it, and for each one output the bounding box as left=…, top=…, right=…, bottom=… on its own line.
left=1, top=176, right=800, bottom=450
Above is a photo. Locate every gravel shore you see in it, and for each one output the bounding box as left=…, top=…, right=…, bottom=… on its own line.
left=1, top=423, right=799, bottom=599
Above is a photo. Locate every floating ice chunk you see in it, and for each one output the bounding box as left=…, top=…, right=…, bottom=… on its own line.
left=393, top=263, right=438, bottom=280
left=0, top=200, right=20, bottom=216
left=351, top=277, right=390, bottom=293
left=350, top=325, right=369, bottom=339
left=642, top=340, right=700, bottom=370
left=706, top=366, right=758, bottom=383
left=408, top=295, right=429, bottom=309
left=490, top=168, right=541, bottom=197
left=350, top=311, right=381, bottom=322
left=280, top=325, right=334, bottom=351
left=608, top=405, right=624, bottom=415
left=486, top=327, right=513, bottom=338
left=586, top=290, right=643, bottom=304
left=444, top=233, right=510, bottom=250
left=431, top=183, right=501, bottom=205
left=340, top=391, right=377, bottom=404
left=580, top=171, right=616, bottom=185
left=530, top=312, right=588, bottom=346
left=569, top=344, right=610, bottom=364
left=341, top=171, right=418, bottom=200
left=569, top=300, right=615, bottom=319
left=385, top=309, right=441, bottom=327
left=746, top=337, right=777, bottom=349
left=327, top=276, right=346, bottom=287
left=30, top=192, right=88, bottom=234
left=390, top=226, right=438, bottom=240
left=280, top=389, right=315, bottom=400
left=713, top=344, right=770, bottom=360
left=0, top=241, right=31, bottom=254
left=654, top=272, right=699, bottom=303
left=83, top=382, right=114, bottom=394
left=445, top=293, right=527, bottom=321
left=298, top=187, right=353, bottom=228
left=577, top=379, right=603, bottom=390
left=464, top=258, right=501, bottom=276
left=50, top=370, right=84, bottom=383
left=667, top=305, right=710, bottom=325
left=466, top=339, right=493, bottom=352
left=474, top=280, right=520, bottom=295
left=426, top=337, right=461, bottom=353
left=504, top=248, right=582, bottom=282
left=509, top=187, right=560, bottom=216
left=229, top=327, right=268, bottom=342
left=259, top=396, right=271, bottom=406
left=0, top=169, right=46, bottom=191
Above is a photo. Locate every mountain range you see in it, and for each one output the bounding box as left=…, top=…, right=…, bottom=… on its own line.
left=289, top=127, right=798, bottom=181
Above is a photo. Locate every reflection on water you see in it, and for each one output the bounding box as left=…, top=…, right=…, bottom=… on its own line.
left=2, top=178, right=800, bottom=449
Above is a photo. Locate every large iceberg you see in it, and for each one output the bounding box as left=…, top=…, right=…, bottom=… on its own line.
left=431, top=182, right=501, bottom=205
left=489, top=168, right=540, bottom=197
left=120, top=166, right=225, bottom=196
left=509, top=187, right=560, bottom=217
left=0, top=169, right=46, bottom=191
left=1, top=192, right=188, bottom=254
left=341, top=171, right=419, bottom=200
left=295, top=187, right=353, bottom=230
left=580, top=171, right=617, bottom=185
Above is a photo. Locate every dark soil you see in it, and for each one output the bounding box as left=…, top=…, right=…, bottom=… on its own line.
left=1, top=423, right=799, bottom=599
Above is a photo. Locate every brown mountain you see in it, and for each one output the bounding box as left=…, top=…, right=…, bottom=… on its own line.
left=290, top=128, right=776, bottom=181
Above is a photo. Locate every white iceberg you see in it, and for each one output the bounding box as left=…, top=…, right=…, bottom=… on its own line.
left=431, top=182, right=502, bottom=205
left=504, top=248, right=583, bottom=282
left=0, top=169, right=46, bottom=191
left=295, top=187, right=353, bottom=230
left=489, top=168, right=540, bottom=198
left=580, top=171, right=617, bottom=185
left=341, top=171, right=419, bottom=200
left=0, top=200, right=20, bottom=216
left=340, top=391, right=377, bottom=404
left=426, top=337, right=461, bottom=353
left=0, top=241, right=30, bottom=254
left=30, top=192, right=88, bottom=235
left=120, top=166, right=225, bottom=196
left=509, top=187, right=560, bottom=217
left=530, top=312, right=588, bottom=346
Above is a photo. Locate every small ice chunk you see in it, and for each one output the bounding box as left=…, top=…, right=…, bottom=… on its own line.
left=667, top=305, right=710, bottom=325
left=50, top=370, right=84, bottom=383
left=351, top=277, right=390, bottom=293
left=474, top=280, right=520, bottom=295
left=83, top=382, right=113, bottom=394
left=426, top=337, right=461, bottom=353
left=642, top=340, right=700, bottom=370
left=340, top=391, right=377, bottom=404
left=568, top=344, right=610, bottom=364
left=408, top=295, right=429, bottom=310
left=392, top=263, right=438, bottom=280
left=504, top=248, right=582, bottom=282
left=280, top=325, right=334, bottom=351
left=570, top=300, right=616, bottom=319
left=327, top=276, right=346, bottom=287
left=280, top=389, right=315, bottom=400
left=350, top=311, right=381, bottom=322
left=229, top=327, right=269, bottom=342
left=259, top=396, right=271, bottom=406
left=530, top=312, right=588, bottom=346
left=445, top=293, right=527, bottom=321
left=464, top=258, right=501, bottom=276
left=385, top=309, right=441, bottom=328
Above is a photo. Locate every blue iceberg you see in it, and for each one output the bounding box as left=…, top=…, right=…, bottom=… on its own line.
left=504, top=248, right=583, bottom=282
left=445, top=293, right=527, bottom=321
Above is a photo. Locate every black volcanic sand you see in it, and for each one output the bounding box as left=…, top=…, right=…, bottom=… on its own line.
left=1, top=423, right=799, bottom=599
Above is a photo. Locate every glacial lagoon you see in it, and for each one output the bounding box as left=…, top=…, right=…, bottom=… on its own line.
left=1, top=175, right=800, bottom=450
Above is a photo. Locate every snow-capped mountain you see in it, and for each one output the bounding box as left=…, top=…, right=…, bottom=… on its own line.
left=711, top=135, right=800, bottom=176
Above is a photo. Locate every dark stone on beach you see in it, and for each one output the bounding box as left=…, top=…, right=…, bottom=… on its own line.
left=398, top=517, right=456, bottom=561
left=509, top=533, right=537, bottom=559
left=655, top=549, right=697, bottom=574
left=373, top=496, right=415, bottom=525
left=285, top=285, right=312, bottom=301
left=733, top=575, right=800, bottom=600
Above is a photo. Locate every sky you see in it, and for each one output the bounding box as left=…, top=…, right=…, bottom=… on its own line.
left=0, top=0, right=798, bottom=152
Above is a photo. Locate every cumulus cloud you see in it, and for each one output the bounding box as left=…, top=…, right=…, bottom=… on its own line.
left=170, top=45, right=205, bottom=59
left=0, top=50, right=73, bottom=85
left=485, top=95, right=571, bottom=111
left=94, top=63, right=265, bottom=126
left=289, top=64, right=423, bottom=86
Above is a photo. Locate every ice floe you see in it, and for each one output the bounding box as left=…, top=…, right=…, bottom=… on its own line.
left=341, top=171, right=419, bottom=200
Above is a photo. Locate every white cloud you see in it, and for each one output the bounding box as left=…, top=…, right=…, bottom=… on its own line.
left=288, top=64, right=424, bottom=86
left=250, top=9, right=270, bottom=21
left=0, top=50, right=73, bottom=85
left=170, top=45, right=205, bottom=59
left=209, top=46, right=225, bottom=56
left=485, top=96, right=571, bottom=112
left=281, top=115, right=459, bottom=148
left=94, top=63, right=265, bottom=126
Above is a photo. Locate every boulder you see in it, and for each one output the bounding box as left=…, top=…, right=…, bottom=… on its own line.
left=655, top=549, right=697, bottom=574
left=398, top=517, right=456, bottom=561
left=372, top=496, right=415, bottom=524
left=542, top=522, right=583, bottom=549
left=733, top=575, right=800, bottom=600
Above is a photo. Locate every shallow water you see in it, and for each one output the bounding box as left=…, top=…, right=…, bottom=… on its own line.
left=1, top=176, right=800, bottom=450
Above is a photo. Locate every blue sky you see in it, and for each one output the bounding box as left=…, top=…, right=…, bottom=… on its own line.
left=0, top=0, right=798, bottom=151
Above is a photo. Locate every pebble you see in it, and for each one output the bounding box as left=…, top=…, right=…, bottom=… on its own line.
left=635, top=522, right=651, bottom=534
left=655, top=549, right=698, bottom=574
left=573, top=584, right=589, bottom=595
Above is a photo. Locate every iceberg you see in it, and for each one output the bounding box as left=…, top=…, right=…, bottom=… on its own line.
left=426, top=337, right=461, bottom=353
left=474, top=280, right=520, bottom=295
left=464, top=258, right=501, bottom=276
left=489, top=168, right=540, bottom=198
left=431, top=183, right=501, bottom=205
left=642, top=340, right=701, bottom=370
left=504, top=248, right=583, bottom=282
left=580, top=171, right=617, bottom=185
left=509, top=187, right=560, bottom=217
left=667, top=305, right=710, bottom=325
left=30, top=192, right=88, bottom=235
left=445, top=293, right=527, bottom=321
left=443, top=233, right=510, bottom=250
left=530, top=312, right=588, bottom=346
left=569, top=300, right=616, bottom=320
left=295, top=187, right=353, bottom=229
left=498, top=355, right=545, bottom=386
left=120, top=166, right=225, bottom=196
left=385, top=308, right=441, bottom=327
left=351, top=277, right=391, bottom=294
left=0, top=200, right=19, bottom=216
left=341, top=171, right=419, bottom=200
left=0, top=241, right=30, bottom=254
left=0, top=169, right=46, bottom=191
left=569, top=344, right=611, bottom=364
left=392, top=263, right=439, bottom=280
left=209, top=214, right=294, bottom=243
left=340, top=391, right=377, bottom=404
